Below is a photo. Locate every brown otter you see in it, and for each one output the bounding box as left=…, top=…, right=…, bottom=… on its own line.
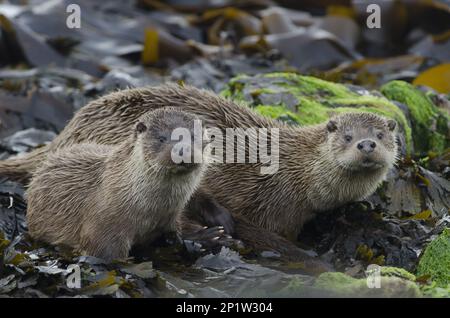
left=2, top=84, right=398, bottom=260
left=26, top=107, right=208, bottom=261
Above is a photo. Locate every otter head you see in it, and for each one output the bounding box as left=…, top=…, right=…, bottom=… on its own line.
left=325, top=113, right=398, bottom=172
left=135, top=107, right=206, bottom=175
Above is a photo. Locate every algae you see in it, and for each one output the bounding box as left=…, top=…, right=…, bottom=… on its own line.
left=380, top=266, right=416, bottom=282
left=381, top=81, right=450, bottom=154
left=221, top=73, right=414, bottom=153
left=416, top=228, right=450, bottom=288
left=222, top=73, right=450, bottom=155
left=314, top=270, right=422, bottom=297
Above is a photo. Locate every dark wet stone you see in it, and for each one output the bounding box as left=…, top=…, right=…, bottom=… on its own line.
left=2, top=128, right=55, bottom=154
left=0, top=179, right=27, bottom=241
left=258, top=92, right=298, bottom=111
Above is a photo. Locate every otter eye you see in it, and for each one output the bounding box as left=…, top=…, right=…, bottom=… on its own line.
left=344, top=135, right=352, bottom=143
left=377, top=132, right=384, bottom=140
left=159, top=136, right=167, bottom=143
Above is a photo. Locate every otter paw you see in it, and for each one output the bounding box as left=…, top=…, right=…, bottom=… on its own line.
left=201, top=202, right=235, bottom=235
left=188, top=193, right=235, bottom=235
left=182, top=226, right=243, bottom=252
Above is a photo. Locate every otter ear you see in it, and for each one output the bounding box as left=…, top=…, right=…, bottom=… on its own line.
left=387, top=119, right=396, bottom=131
left=136, top=122, right=147, bottom=134
left=326, top=120, right=338, bottom=133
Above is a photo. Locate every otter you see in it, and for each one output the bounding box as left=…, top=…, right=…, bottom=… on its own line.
left=26, top=107, right=208, bottom=261
left=1, top=84, right=398, bottom=260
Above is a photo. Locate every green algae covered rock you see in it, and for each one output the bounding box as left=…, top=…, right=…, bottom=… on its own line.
left=417, top=228, right=450, bottom=288
left=265, top=267, right=423, bottom=298
left=421, top=283, right=450, bottom=298
left=380, top=266, right=416, bottom=282
left=313, top=270, right=422, bottom=298
left=221, top=72, right=450, bottom=155
left=275, top=265, right=450, bottom=298
left=381, top=81, right=450, bottom=155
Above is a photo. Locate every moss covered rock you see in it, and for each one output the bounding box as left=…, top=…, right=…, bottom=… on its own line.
left=221, top=72, right=450, bottom=155
left=417, top=228, right=450, bottom=288
left=421, top=283, right=450, bottom=298
left=381, top=81, right=450, bottom=154
left=314, top=271, right=422, bottom=298
left=380, top=266, right=416, bottom=282
left=275, top=265, right=450, bottom=298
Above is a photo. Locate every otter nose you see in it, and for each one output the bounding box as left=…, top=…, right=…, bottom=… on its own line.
left=357, top=139, right=376, bottom=154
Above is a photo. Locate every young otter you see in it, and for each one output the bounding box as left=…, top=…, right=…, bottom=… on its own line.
left=3, top=84, right=398, bottom=259
left=27, top=107, right=207, bottom=261
left=211, top=111, right=398, bottom=240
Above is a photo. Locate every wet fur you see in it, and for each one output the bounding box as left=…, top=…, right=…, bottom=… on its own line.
left=27, top=108, right=206, bottom=260
left=4, top=84, right=397, bottom=252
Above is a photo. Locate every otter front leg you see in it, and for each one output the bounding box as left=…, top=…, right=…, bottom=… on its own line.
left=79, top=225, right=132, bottom=262
left=185, top=189, right=235, bottom=235
left=178, top=214, right=242, bottom=251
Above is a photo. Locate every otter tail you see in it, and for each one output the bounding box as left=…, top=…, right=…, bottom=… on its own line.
left=0, top=146, right=49, bottom=183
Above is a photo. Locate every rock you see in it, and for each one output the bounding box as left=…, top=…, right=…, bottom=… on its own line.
left=0, top=179, right=27, bottom=240
left=170, top=55, right=289, bottom=93
left=193, top=247, right=316, bottom=297
left=380, top=266, right=416, bottom=281
left=2, top=128, right=56, bottom=154
left=221, top=72, right=412, bottom=154
left=223, top=72, right=450, bottom=156
left=381, top=81, right=450, bottom=155
left=417, top=228, right=450, bottom=288
left=373, top=162, right=450, bottom=217
left=195, top=246, right=243, bottom=271
left=240, top=27, right=360, bottom=72
left=314, top=270, right=422, bottom=297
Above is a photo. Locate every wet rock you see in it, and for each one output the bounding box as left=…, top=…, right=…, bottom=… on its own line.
left=0, top=13, right=64, bottom=68
left=195, top=247, right=246, bottom=271
left=300, top=206, right=425, bottom=273
left=0, top=179, right=27, bottom=241
left=381, top=266, right=416, bottom=281
left=314, top=271, right=422, bottom=298
left=192, top=247, right=316, bottom=297
left=0, top=226, right=179, bottom=298
left=2, top=128, right=55, bottom=154
left=315, top=12, right=360, bottom=50
left=222, top=73, right=413, bottom=152
left=321, top=55, right=425, bottom=90
left=241, top=28, right=359, bottom=72
left=409, top=35, right=450, bottom=64
left=371, top=162, right=450, bottom=217
left=381, top=81, right=450, bottom=155
left=417, top=228, right=450, bottom=288
left=84, top=69, right=162, bottom=97
left=170, top=55, right=289, bottom=92
left=0, top=89, right=73, bottom=136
